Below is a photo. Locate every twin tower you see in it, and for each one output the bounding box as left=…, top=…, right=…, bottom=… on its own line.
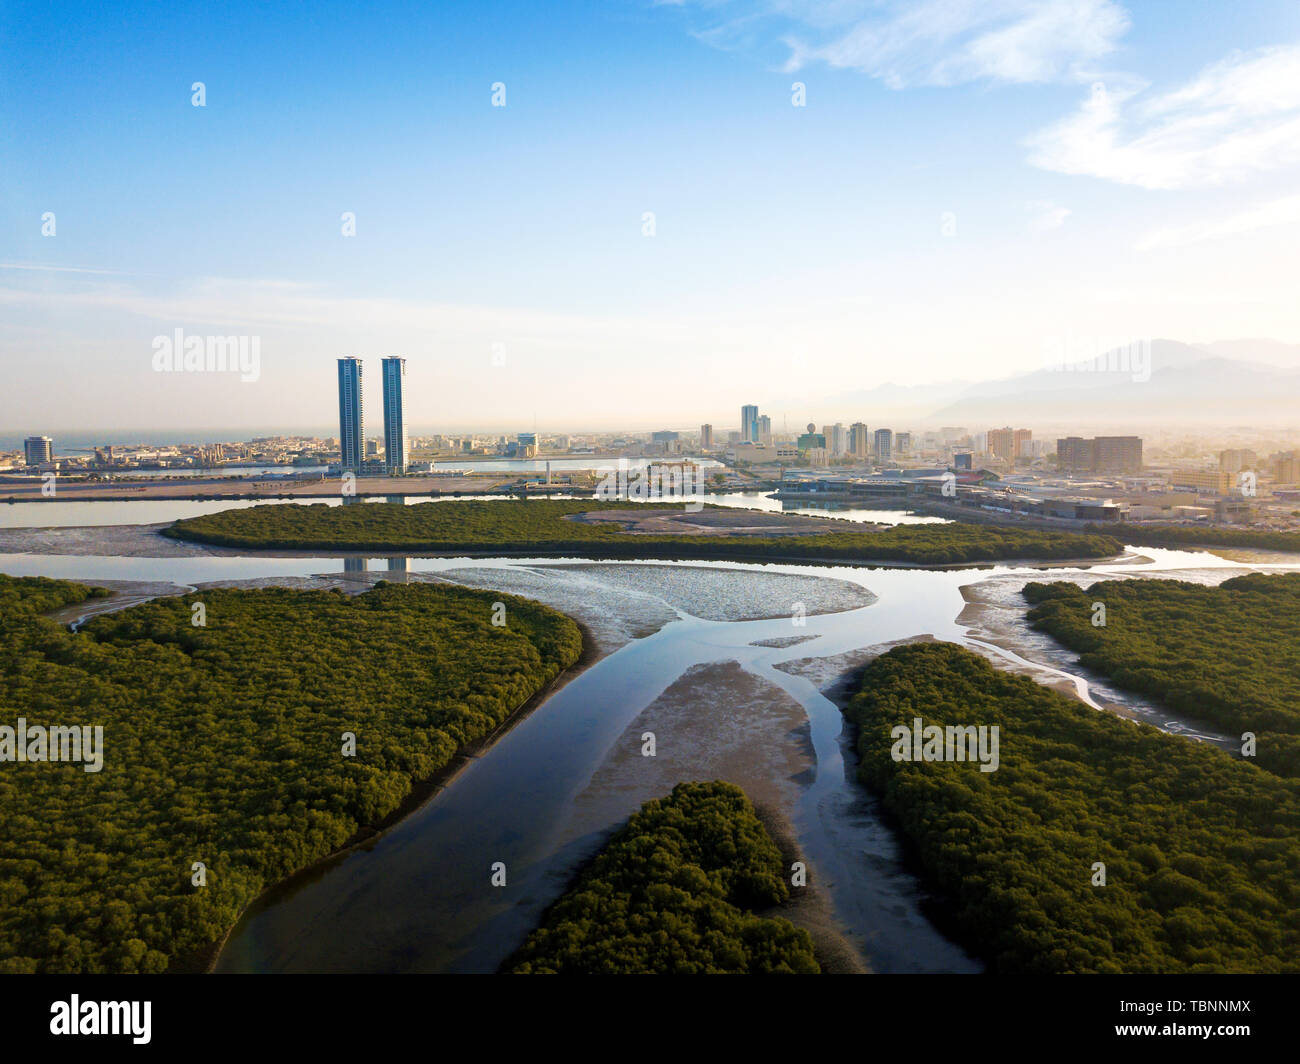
left=337, top=356, right=408, bottom=475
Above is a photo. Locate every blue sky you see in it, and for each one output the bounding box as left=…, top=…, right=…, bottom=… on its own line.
left=3, top=0, right=1300, bottom=434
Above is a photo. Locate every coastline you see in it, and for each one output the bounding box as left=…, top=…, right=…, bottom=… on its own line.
left=0, top=520, right=1126, bottom=572
left=166, top=616, right=604, bottom=975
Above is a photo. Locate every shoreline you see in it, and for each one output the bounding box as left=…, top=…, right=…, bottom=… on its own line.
left=164, top=616, right=605, bottom=975
left=0, top=520, right=1128, bottom=572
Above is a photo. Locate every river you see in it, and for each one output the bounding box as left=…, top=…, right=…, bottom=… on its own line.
left=3, top=507, right=1295, bottom=974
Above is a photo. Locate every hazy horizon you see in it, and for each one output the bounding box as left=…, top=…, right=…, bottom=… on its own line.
left=5, top=0, right=1300, bottom=431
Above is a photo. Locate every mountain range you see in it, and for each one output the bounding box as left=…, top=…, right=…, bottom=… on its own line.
left=778, top=340, right=1300, bottom=428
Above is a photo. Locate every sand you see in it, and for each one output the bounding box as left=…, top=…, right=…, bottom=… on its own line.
left=565, top=659, right=868, bottom=973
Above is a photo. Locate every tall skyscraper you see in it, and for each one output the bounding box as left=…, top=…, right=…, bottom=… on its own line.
left=24, top=435, right=53, bottom=467
left=741, top=404, right=759, bottom=443
left=988, top=427, right=1032, bottom=461
left=757, top=414, right=772, bottom=445
left=381, top=356, right=408, bottom=475
left=337, top=357, right=364, bottom=473
left=988, top=427, right=1015, bottom=460
left=830, top=423, right=846, bottom=457
left=849, top=422, right=869, bottom=458
left=700, top=424, right=714, bottom=450
left=874, top=428, right=893, bottom=461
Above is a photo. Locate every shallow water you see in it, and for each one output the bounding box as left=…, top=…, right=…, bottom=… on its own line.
left=6, top=542, right=1298, bottom=974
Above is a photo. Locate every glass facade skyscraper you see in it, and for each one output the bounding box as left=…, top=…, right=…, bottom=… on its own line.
left=382, top=357, right=408, bottom=475
left=337, top=357, right=364, bottom=473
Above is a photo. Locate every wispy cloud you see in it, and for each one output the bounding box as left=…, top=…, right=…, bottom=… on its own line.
left=1025, top=199, right=1071, bottom=234
left=1027, top=44, right=1300, bottom=189
left=0, top=274, right=707, bottom=348
left=1136, top=192, right=1300, bottom=251
left=0, top=262, right=132, bottom=276
left=675, top=0, right=1130, bottom=87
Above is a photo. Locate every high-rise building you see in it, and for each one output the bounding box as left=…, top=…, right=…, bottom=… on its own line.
left=337, top=358, right=364, bottom=473
left=740, top=404, right=759, bottom=443
left=874, top=428, right=893, bottom=461
left=988, top=427, right=1014, bottom=460
left=757, top=414, right=772, bottom=446
left=1056, top=437, right=1093, bottom=474
left=381, top=356, right=408, bottom=475
left=988, top=427, right=1032, bottom=462
left=830, top=424, right=847, bottom=457
left=849, top=422, right=869, bottom=458
left=700, top=424, right=714, bottom=450
left=1219, top=449, right=1257, bottom=474
left=1274, top=452, right=1300, bottom=483
left=796, top=423, right=826, bottom=451
left=895, top=431, right=911, bottom=457
left=23, top=435, right=53, bottom=467
left=1094, top=436, right=1143, bottom=474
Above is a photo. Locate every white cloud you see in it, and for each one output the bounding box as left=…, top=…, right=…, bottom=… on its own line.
left=1136, top=193, right=1300, bottom=251
left=1025, top=199, right=1071, bottom=234
left=0, top=262, right=132, bottom=276
left=680, top=0, right=1131, bottom=87
left=1027, top=44, right=1300, bottom=189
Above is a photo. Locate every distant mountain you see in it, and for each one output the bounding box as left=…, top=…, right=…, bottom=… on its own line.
left=924, top=339, right=1300, bottom=425
left=764, top=338, right=1300, bottom=428
left=1201, top=338, right=1300, bottom=367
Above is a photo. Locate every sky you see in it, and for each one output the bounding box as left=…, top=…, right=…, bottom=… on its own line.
left=3, top=0, right=1300, bottom=435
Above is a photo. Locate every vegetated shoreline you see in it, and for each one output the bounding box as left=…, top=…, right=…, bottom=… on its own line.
left=844, top=642, right=1300, bottom=973
left=748, top=803, right=870, bottom=974
left=1020, top=574, right=1300, bottom=780
left=793, top=637, right=987, bottom=972
left=501, top=782, right=822, bottom=974
left=0, top=518, right=1130, bottom=571
left=160, top=500, right=1124, bottom=568
left=180, top=615, right=604, bottom=976
left=494, top=791, right=861, bottom=975
left=1087, top=522, right=1300, bottom=555
left=911, top=504, right=1300, bottom=558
